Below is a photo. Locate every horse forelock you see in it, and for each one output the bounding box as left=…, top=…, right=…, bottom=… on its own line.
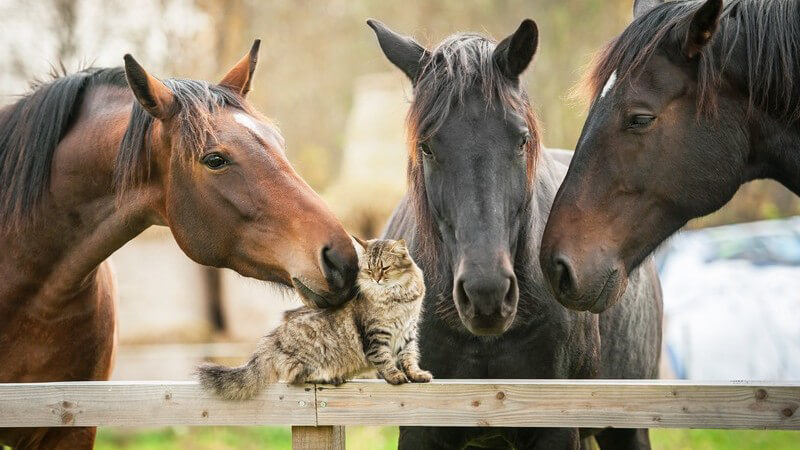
left=0, top=66, right=268, bottom=231
left=113, top=77, right=262, bottom=201
left=582, top=0, right=800, bottom=122
left=404, top=32, right=542, bottom=319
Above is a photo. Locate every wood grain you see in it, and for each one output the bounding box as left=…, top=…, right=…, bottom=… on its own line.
left=0, top=380, right=798, bottom=430
left=292, top=426, right=345, bottom=450
left=316, top=379, right=800, bottom=430
left=0, top=381, right=315, bottom=427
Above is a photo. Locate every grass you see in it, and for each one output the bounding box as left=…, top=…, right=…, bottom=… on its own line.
left=650, top=429, right=800, bottom=449
left=95, top=426, right=799, bottom=449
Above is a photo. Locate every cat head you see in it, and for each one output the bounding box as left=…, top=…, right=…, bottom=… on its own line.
left=353, top=236, right=415, bottom=286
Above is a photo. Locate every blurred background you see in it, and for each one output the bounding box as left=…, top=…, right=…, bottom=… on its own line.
left=1, top=0, right=798, bottom=448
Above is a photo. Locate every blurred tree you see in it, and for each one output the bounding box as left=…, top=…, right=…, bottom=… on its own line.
left=0, top=0, right=797, bottom=227
left=51, top=0, right=78, bottom=62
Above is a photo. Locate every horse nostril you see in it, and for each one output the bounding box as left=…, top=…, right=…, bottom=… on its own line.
left=459, top=276, right=512, bottom=318
left=502, top=275, right=518, bottom=317
left=553, top=255, right=577, bottom=298
left=454, top=277, right=473, bottom=317
left=320, top=245, right=346, bottom=290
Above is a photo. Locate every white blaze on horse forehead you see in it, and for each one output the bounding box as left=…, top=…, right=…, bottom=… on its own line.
left=600, top=70, right=618, bottom=99
left=234, top=112, right=265, bottom=138
left=234, top=112, right=285, bottom=154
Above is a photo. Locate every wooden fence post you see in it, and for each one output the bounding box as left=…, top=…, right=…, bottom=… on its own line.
left=291, top=425, right=345, bottom=450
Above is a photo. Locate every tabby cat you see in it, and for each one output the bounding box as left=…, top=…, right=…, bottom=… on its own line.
left=198, top=237, right=432, bottom=400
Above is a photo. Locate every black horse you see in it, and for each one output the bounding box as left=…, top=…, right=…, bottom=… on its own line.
left=369, top=19, right=662, bottom=450
left=541, top=0, right=800, bottom=312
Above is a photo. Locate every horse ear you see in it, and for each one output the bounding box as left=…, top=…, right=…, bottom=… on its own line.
left=123, top=54, right=176, bottom=120
left=367, top=19, right=430, bottom=83
left=493, top=19, right=538, bottom=80
left=633, top=0, right=667, bottom=19
left=684, top=0, right=723, bottom=58
left=219, top=39, right=261, bottom=97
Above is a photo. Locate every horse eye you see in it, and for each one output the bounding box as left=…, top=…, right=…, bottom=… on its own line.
left=628, top=115, right=656, bottom=129
left=419, top=143, right=433, bottom=158
left=202, top=153, right=229, bottom=170
left=519, top=133, right=530, bottom=152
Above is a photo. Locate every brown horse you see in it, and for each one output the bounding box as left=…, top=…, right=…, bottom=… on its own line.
left=541, top=0, right=800, bottom=313
left=0, top=41, right=357, bottom=449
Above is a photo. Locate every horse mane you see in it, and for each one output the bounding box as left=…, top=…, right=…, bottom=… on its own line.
left=406, top=32, right=541, bottom=278
left=115, top=75, right=253, bottom=199
left=0, top=66, right=251, bottom=231
left=585, top=0, right=800, bottom=121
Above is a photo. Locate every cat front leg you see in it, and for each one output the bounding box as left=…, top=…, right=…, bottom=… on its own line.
left=365, top=329, right=408, bottom=385
left=397, top=327, right=432, bottom=383
left=309, top=376, right=347, bottom=386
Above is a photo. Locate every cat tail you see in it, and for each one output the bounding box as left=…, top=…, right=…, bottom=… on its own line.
left=197, top=354, right=272, bottom=401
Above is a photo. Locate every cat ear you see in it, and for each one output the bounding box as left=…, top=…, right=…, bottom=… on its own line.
left=392, top=239, right=408, bottom=254
left=351, top=235, right=369, bottom=250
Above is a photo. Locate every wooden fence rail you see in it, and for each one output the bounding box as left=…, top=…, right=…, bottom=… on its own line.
left=1, top=380, right=798, bottom=449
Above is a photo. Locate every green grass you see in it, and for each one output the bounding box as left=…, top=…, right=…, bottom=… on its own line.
left=95, top=427, right=799, bottom=449
left=650, top=429, right=800, bottom=450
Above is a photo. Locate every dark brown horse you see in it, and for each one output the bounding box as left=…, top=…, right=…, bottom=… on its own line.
left=0, top=41, right=357, bottom=449
left=541, top=0, right=800, bottom=312
left=370, top=19, right=661, bottom=449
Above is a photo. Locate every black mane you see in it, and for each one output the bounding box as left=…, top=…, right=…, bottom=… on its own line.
left=0, top=66, right=249, bottom=231
left=406, top=32, right=540, bottom=286
left=589, top=0, right=800, bottom=121
left=0, top=68, right=123, bottom=230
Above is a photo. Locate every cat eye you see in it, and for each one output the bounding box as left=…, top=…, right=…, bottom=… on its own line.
left=202, top=152, right=230, bottom=170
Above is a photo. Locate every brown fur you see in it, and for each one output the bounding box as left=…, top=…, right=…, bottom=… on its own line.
left=0, top=42, right=358, bottom=449
left=198, top=238, right=432, bottom=400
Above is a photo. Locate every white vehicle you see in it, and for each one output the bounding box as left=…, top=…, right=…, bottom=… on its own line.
left=656, top=217, right=800, bottom=380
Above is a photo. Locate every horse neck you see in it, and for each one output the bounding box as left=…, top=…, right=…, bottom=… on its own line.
left=749, top=112, right=800, bottom=196
left=2, top=85, right=162, bottom=314
left=708, top=15, right=800, bottom=195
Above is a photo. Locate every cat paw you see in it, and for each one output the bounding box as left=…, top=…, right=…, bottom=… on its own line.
left=381, top=370, right=409, bottom=385
left=408, top=370, right=433, bottom=383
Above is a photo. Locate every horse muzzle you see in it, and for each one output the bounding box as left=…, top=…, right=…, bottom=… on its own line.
left=452, top=253, right=519, bottom=336
left=541, top=249, right=627, bottom=313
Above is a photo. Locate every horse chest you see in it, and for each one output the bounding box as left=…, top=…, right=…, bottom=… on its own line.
left=417, top=314, right=590, bottom=379
left=0, top=261, right=117, bottom=382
